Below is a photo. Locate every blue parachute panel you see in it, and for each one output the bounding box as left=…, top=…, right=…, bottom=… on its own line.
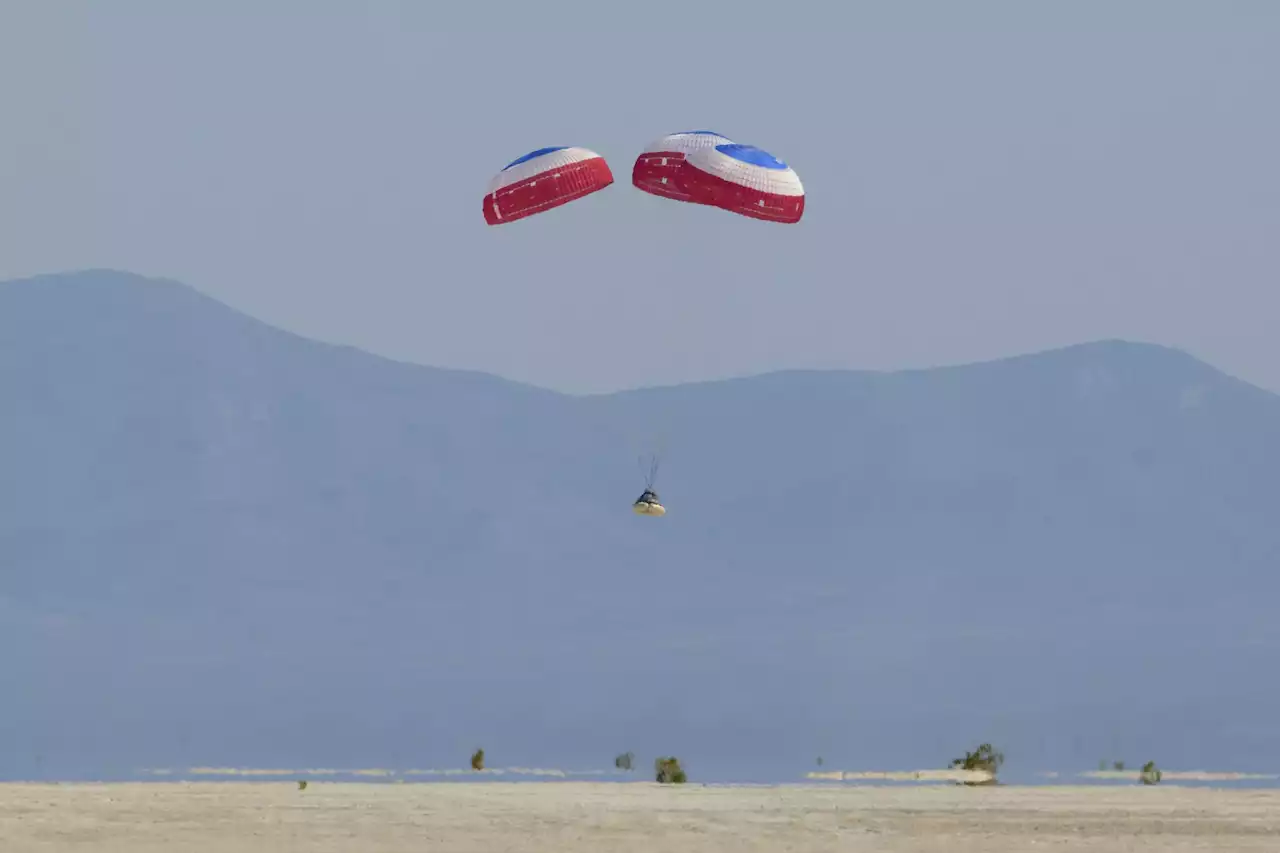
left=503, top=147, right=569, bottom=170
left=715, top=143, right=788, bottom=170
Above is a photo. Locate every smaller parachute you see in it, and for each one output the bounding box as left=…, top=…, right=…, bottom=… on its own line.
left=683, top=142, right=805, bottom=223
left=631, top=130, right=734, bottom=205
left=632, top=452, right=665, bottom=516
left=483, top=146, right=614, bottom=226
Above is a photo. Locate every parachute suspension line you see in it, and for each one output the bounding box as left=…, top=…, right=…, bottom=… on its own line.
left=638, top=453, right=660, bottom=491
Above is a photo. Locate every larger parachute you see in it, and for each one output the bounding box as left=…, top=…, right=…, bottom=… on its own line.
left=483, top=146, right=614, bottom=226
left=631, top=130, right=735, bottom=205
left=683, top=142, right=805, bottom=224
left=632, top=132, right=805, bottom=223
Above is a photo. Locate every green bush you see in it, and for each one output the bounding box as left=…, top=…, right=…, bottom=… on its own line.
left=615, top=752, right=635, bottom=772
left=950, top=742, right=1004, bottom=785
left=655, top=756, right=687, bottom=784
left=1140, top=760, right=1162, bottom=785
left=471, top=748, right=485, bottom=771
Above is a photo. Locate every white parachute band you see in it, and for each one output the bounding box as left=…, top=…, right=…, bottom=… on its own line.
left=685, top=146, right=804, bottom=198
left=489, top=147, right=604, bottom=192
left=640, top=131, right=733, bottom=156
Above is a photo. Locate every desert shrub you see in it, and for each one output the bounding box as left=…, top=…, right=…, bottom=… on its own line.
left=297, top=780, right=307, bottom=791
left=950, top=742, right=1004, bottom=785
left=1140, top=760, right=1162, bottom=785
left=471, top=748, right=485, bottom=771
left=654, top=756, right=687, bottom=784
left=615, top=752, right=635, bottom=772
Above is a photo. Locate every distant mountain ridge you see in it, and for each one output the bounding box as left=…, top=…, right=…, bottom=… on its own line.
left=3, top=269, right=1279, bottom=781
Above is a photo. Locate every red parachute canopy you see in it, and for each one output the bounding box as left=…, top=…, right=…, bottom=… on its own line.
left=483, top=146, right=614, bottom=226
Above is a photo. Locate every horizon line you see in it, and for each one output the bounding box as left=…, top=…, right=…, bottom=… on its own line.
left=1, top=266, right=1256, bottom=399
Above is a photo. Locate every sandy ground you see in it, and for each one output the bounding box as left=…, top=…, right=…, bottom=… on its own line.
left=2, top=781, right=1278, bottom=852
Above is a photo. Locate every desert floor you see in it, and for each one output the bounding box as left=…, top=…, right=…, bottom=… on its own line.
left=2, top=781, right=1278, bottom=852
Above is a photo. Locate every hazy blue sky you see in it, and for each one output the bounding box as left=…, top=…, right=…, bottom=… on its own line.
left=2, top=1, right=1277, bottom=394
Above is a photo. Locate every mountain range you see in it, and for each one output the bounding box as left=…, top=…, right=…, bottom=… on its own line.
left=3, top=269, right=1279, bottom=781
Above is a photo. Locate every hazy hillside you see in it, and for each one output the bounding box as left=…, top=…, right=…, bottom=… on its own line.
left=3, top=270, right=1280, bottom=780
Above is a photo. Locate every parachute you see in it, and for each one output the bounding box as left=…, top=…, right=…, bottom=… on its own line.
left=683, top=142, right=805, bottom=224
left=632, top=132, right=804, bottom=223
left=483, top=146, right=614, bottom=226
left=631, top=130, right=735, bottom=205
left=632, top=452, right=666, bottom=516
